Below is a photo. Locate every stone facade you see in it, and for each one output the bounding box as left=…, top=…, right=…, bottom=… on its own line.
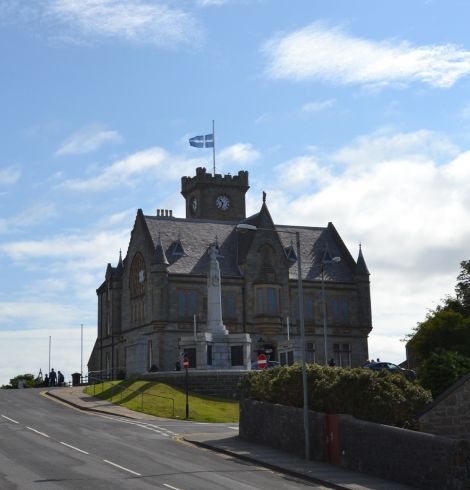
left=88, top=167, right=373, bottom=378
left=419, top=372, right=470, bottom=440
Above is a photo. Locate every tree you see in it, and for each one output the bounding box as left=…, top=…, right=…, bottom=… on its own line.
left=407, top=310, right=470, bottom=363
left=455, top=260, right=470, bottom=316
left=1, top=374, right=38, bottom=389
left=405, top=260, right=470, bottom=397
left=419, top=351, right=470, bottom=398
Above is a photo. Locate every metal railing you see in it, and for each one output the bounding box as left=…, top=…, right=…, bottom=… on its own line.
left=90, top=379, right=175, bottom=418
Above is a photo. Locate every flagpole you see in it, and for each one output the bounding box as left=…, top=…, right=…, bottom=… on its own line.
left=212, top=119, right=216, bottom=175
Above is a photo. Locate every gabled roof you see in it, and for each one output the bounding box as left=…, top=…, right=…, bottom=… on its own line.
left=142, top=209, right=356, bottom=282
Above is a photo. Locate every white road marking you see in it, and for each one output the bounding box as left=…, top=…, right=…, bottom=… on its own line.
left=1, top=415, right=19, bottom=424
left=163, top=484, right=181, bottom=490
left=228, top=426, right=238, bottom=430
left=59, top=441, right=89, bottom=455
left=103, top=459, right=142, bottom=476
left=26, top=426, right=50, bottom=438
left=95, top=414, right=177, bottom=436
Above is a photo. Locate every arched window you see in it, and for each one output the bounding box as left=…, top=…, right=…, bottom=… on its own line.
left=129, top=252, right=146, bottom=298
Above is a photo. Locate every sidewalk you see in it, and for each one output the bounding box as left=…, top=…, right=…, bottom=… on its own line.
left=46, top=387, right=415, bottom=490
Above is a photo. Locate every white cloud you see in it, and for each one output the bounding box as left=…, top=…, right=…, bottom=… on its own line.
left=274, top=155, right=333, bottom=190
left=60, top=147, right=195, bottom=192
left=302, top=99, right=336, bottom=113
left=0, top=229, right=129, bottom=267
left=45, top=0, right=202, bottom=47
left=0, top=326, right=96, bottom=387
left=197, top=0, right=226, bottom=5
left=56, top=124, right=122, bottom=156
left=218, top=143, right=260, bottom=165
left=0, top=202, right=58, bottom=235
left=263, top=23, right=470, bottom=88
left=265, top=129, right=470, bottom=362
left=332, top=128, right=459, bottom=168
left=0, top=166, right=21, bottom=185
left=0, top=301, right=80, bottom=328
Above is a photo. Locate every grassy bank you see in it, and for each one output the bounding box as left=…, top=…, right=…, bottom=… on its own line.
left=84, top=380, right=239, bottom=423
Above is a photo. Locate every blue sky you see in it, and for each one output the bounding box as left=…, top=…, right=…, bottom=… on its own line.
left=2, top=0, right=470, bottom=385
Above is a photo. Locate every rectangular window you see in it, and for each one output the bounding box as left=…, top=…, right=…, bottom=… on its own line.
left=231, top=345, right=244, bottom=366
left=222, top=292, right=237, bottom=319
left=178, top=290, right=198, bottom=318
left=287, top=350, right=294, bottom=365
left=207, top=344, right=213, bottom=366
left=333, top=343, right=351, bottom=367
left=331, top=297, right=350, bottom=324
left=256, top=286, right=279, bottom=315
left=304, top=294, right=314, bottom=322
left=306, top=342, right=315, bottom=363
left=256, top=288, right=264, bottom=315
left=341, top=298, right=349, bottom=323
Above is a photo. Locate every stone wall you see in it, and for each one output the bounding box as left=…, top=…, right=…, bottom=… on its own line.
left=239, top=398, right=326, bottom=461
left=240, top=399, right=470, bottom=490
left=141, top=370, right=247, bottom=399
left=419, top=373, right=470, bottom=440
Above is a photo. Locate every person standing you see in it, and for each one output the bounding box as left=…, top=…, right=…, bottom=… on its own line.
left=57, top=371, right=64, bottom=387
left=49, top=369, right=57, bottom=387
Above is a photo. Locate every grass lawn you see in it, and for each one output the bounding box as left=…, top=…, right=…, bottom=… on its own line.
left=84, top=380, right=239, bottom=423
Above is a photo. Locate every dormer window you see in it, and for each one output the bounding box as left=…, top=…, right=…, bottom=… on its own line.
left=172, top=240, right=186, bottom=257
left=285, top=244, right=297, bottom=263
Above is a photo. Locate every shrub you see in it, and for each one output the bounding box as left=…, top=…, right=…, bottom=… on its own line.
left=240, top=364, right=431, bottom=427
left=418, top=351, right=470, bottom=397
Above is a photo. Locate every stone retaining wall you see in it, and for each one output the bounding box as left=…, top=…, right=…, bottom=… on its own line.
left=240, top=399, right=470, bottom=490
left=141, top=370, right=247, bottom=398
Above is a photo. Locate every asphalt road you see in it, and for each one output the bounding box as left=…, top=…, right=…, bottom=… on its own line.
left=0, top=388, right=328, bottom=489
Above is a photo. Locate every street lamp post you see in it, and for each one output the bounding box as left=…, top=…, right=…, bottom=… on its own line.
left=321, top=255, right=341, bottom=365
left=237, top=223, right=310, bottom=460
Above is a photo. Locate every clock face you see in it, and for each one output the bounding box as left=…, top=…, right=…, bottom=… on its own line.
left=190, top=196, right=198, bottom=213
left=216, top=195, right=230, bottom=211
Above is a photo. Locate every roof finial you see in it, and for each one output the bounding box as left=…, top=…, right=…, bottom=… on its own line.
left=262, top=191, right=266, bottom=203
left=118, top=249, right=123, bottom=268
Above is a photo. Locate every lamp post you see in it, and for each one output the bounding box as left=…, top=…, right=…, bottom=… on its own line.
left=321, top=255, right=341, bottom=365
left=237, top=223, right=310, bottom=460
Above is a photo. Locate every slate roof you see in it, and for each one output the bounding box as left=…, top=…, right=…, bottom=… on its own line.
left=143, top=214, right=357, bottom=283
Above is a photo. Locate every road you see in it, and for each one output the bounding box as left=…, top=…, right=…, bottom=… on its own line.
left=0, top=388, right=328, bottom=489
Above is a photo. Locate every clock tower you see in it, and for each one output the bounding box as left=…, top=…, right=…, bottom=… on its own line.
left=181, top=167, right=249, bottom=221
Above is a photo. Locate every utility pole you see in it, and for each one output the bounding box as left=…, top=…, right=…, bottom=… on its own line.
left=81, top=323, right=83, bottom=381
left=48, top=336, right=51, bottom=374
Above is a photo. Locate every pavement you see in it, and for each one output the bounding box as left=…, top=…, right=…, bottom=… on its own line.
left=45, top=386, right=415, bottom=490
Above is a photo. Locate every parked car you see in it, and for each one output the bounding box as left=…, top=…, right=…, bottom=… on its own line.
left=363, top=361, right=416, bottom=380
left=250, top=361, right=280, bottom=370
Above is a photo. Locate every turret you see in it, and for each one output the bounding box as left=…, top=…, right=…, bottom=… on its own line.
left=181, top=167, right=249, bottom=220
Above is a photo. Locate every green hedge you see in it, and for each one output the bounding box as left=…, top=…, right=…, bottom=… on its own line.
left=240, top=364, right=431, bottom=427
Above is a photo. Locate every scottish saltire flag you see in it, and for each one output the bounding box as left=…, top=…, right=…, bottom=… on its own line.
left=189, top=133, right=214, bottom=148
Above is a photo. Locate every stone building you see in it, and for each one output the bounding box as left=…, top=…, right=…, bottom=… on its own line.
left=87, top=167, right=372, bottom=377
left=418, top=372, right=470, bottom=440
